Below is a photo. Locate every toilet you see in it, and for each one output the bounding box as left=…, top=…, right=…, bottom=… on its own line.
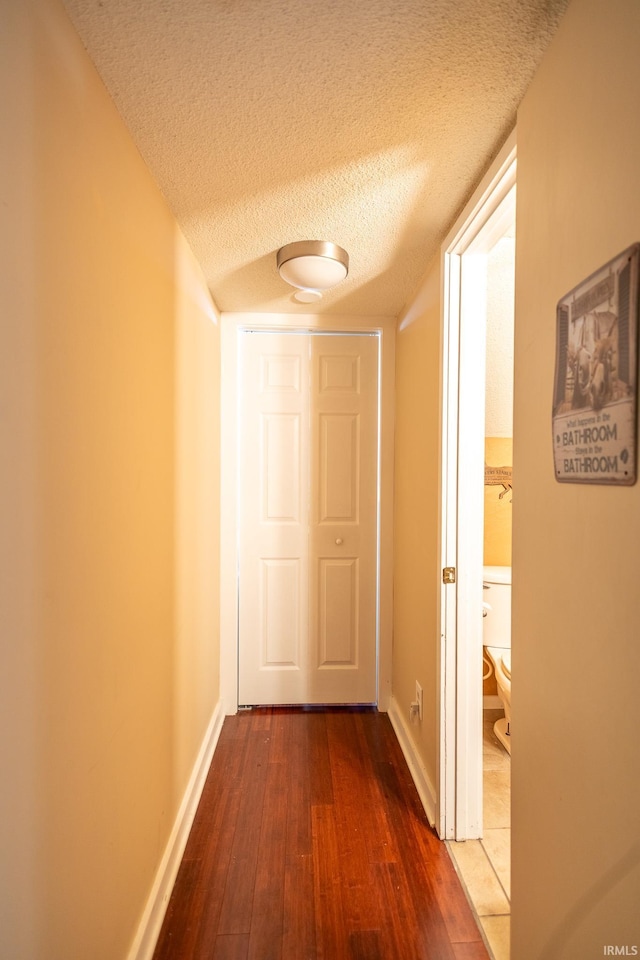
left=483, top=565, right=512, bottom=754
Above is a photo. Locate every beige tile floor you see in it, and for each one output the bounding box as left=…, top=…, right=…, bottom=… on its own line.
left=447, top=709, right=511, bottom=960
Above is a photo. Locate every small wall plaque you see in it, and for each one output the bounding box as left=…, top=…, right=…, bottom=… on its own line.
left=552, top=244, right=639, bottom=485
left=484, top=462, right=513, bottom=500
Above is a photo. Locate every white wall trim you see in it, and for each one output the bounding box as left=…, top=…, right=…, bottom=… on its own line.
left=126, top=701, right=225, bottom=960
left=387, top=695, right=437, bottom=828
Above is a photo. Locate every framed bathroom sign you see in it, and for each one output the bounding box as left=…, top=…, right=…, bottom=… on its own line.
left=552, top=244, right=639, bottom=485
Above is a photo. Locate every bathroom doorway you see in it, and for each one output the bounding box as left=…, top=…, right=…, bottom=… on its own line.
left=437, top=132, right=516, bottom=842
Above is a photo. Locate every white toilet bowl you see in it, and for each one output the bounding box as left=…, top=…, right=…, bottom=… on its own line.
left=483, top=565, right=512, bottom=755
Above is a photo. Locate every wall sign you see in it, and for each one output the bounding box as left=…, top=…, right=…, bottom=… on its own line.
left=484, top=462, right=513, bottom=500
left=552, top=244, right=639, bottom=485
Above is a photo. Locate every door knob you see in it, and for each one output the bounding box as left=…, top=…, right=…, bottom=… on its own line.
left=335, top=538, right=343, bottom=545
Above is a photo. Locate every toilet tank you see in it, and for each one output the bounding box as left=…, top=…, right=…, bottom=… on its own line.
left=483, top=565, right=512, bottom=649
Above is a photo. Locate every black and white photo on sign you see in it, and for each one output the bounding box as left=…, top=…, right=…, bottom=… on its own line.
left=552, top=244, right=639, bottom=485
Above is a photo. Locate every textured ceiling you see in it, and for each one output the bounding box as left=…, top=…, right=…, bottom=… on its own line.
left=61, top=0, right=569, bottom=317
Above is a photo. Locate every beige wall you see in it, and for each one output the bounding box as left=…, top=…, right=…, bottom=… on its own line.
left=393, top=261, right=442, bottom=782
left=513, top=0, right=640, bottom=955
left=484, top=437, right=513, bottom=566
left=0, top=1, right=221, bottom=957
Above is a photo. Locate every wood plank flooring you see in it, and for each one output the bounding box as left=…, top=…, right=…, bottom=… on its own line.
left=153, top=707, right=489, bottom=960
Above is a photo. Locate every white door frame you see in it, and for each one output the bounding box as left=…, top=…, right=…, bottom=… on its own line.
left=220, top=312, right=395, bottom=715
left=437, top=132, right=517, bottom=840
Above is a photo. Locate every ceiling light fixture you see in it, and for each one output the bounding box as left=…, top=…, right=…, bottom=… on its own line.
left=277, top=241, right=349, bottom=298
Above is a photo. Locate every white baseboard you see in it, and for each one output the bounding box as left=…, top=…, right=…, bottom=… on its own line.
left=387, top=696, right=437, bottom=828
left=127, top=700, right=225, bottom=960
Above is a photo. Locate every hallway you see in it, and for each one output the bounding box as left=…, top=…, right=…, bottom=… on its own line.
left=152, top=708, right=490, bottom=960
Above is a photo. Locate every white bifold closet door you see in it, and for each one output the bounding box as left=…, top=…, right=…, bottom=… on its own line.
left=238, top=331, right=379, bottom=706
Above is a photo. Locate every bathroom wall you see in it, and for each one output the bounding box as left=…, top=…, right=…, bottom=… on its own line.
left=0, top=0, right=221, bottom=956
left=513, top=0, right=640, bottom=954
left=484, top=236, right=515, bottom=568
left=484, top=437, right=513, bottom=566
left=483, top=237, right=515, bottom=697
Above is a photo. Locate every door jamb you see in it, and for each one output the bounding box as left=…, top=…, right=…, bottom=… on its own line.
left=220, top=312, right=395, bottom=715
left=437, top=132, right=517, bottom=840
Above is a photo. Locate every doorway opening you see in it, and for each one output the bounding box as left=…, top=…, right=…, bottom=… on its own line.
left=220, top=313, right=395, bottom=716
left=438, top=132, right=516, bottom=841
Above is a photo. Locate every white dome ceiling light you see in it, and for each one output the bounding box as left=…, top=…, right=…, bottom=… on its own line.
left=277, top=241, right=349, bottom=300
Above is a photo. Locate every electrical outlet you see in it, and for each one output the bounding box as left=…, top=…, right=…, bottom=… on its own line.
left=415, top=681, right=423, bottom=722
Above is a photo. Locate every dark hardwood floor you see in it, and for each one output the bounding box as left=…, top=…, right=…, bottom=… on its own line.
left=153, top=707, right=490, bottom=960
